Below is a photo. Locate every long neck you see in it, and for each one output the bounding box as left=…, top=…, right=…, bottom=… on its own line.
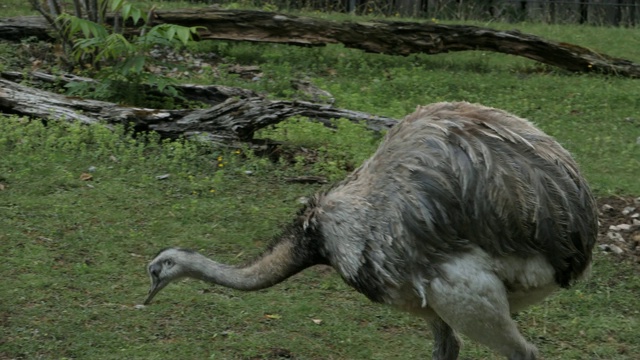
left=187, top=239, right=317, bottom=291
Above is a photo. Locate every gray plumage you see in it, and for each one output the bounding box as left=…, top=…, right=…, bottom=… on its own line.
left=145, top=102, right=598, bottom=360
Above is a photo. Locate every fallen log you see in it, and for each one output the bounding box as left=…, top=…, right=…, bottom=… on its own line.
left=2, top=9, right=638, bottom=78
left=153, top=9, right=640, bottom=78
left=0, top=70, right=261, bottom=106
left=0, top=15, right=54, bottom=41
left=0, top=76, right=397, bottom=147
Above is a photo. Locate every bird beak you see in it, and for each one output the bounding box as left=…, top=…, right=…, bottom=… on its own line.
left=144, top=277, right=167, bottom=305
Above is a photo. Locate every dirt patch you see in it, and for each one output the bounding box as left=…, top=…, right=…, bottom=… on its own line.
left=596, top=196, right=640, bottom=266
left=245, top=347, right=294, bottom=359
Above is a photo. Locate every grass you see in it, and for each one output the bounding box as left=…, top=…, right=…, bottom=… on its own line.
left=193, top=40, right=640, bottom=194
left=1, top=118, right=638, bottom=360
left=1, top=3, right=640, bottom=359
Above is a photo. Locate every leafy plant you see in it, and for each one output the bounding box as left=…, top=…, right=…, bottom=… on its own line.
left=28, top=0, right=201, bottom=105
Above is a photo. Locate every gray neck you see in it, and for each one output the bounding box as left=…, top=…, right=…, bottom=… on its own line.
left=188, top=241, right=310, bottom=291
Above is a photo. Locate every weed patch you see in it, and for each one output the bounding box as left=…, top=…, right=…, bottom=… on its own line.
left=256, top=116, right=382, bottom=181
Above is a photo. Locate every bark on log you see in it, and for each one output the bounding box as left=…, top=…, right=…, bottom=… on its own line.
left=2, top=9, right=638, bottom=78
left=0, top=16, right=54, bottom=41
left=0, top=70, right=261, bottom=106
left=0, top=76, right=397, bottom=147
left=151, top=9, right=640, bottom=78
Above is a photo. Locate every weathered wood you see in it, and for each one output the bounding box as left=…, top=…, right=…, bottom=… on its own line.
left=150, top=9, right=640, bottom=78
left=0, top=70, right=261, bottom=106
left=285, top=176, right=328, bottom=184
left=0, top=76, right=397, bottom=147
left=2, top=9, right=639, bottom=78
left=0, top=16, right=54, bottom=41
left=2, top=70, right=334, bottom=107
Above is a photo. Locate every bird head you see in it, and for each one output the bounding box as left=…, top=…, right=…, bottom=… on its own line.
left=144, top=248, right=192, bottom=305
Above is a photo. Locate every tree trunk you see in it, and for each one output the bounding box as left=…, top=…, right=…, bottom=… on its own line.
left=2, top=8, right=639, bottom=78
left=580, top=1, right=589, bottom=24
left=548, top=0, right=556, bottom=24
left=395, top=0, right=421, bottom=17
left=0, top=75, right=397, bottom=148
left=614, top=0, right=623, bottom=26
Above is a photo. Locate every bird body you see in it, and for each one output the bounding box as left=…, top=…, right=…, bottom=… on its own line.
left=145, top=102, right=598, bottom=360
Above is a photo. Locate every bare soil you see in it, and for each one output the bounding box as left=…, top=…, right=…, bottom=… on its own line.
left=596, top=196, right=640, bottom=266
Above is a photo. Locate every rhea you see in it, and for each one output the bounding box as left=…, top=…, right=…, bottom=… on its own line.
left=144, top=102, right=597, bottom=360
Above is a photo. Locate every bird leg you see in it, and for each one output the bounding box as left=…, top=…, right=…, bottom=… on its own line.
left=425, top=254, right=538, bottom=360
left=429, top=316, right=460, bottom=360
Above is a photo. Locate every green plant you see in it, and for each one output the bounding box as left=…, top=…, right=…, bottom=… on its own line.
left=27, top=0, right=201, bottom=105
left=65, top=1, right=200, bottom=105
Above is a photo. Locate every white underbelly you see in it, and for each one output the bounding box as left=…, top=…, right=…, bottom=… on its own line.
left=391, top=247, right=560, bottom=314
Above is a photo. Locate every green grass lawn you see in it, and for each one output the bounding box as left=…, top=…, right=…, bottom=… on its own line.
left=1, top=4, right=640, bottom=359
left=1, top=117, right=638, bottom=360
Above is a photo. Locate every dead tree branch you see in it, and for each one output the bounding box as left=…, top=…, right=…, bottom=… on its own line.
left=150, top=8, right=640, bottom=78
left=2, top=9, right=639, bottom=78
left=0, top=75, right=397, bottom=148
